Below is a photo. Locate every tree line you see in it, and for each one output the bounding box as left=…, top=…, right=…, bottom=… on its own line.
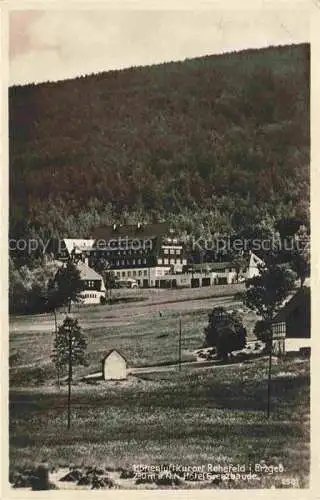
left=9, top=213, right=310, bottom=315
left=9, top=43, right=309, bottom=249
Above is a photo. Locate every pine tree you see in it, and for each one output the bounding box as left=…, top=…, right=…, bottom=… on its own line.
left=241, top=262, right=297, bottom=337
left=54, top=260, right=84, bottom=313
left=51, top=316, right=88, bottom=429
left=239, top=262, right=297, bottom=418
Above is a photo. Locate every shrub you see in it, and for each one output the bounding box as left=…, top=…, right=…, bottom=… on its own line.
left=204, top=307, right=247, bottom=361
left=91, top=475, right=115, bottom=489
left=77, top=476, right=91, bottom=485
left=120, top=468, right=135, bottom=479
left=60, top=470, right=83, bottom=482
left=9, top=351, right=20, bottom=367
left=11, top=473, right=33, bottom=488
left=254, top=320, right=272, bottom=344
left=11, top=464, right=57, bottom=491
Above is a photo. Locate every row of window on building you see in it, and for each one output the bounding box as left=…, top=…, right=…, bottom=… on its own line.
left=99, top=258, right=148, bottom=266
left=84, top=280, right=99, bottom=289
left=86, top=247, right=182, bottom=258
left=162, top=247, right=182, bottom=255
left=157, top=258, right=186, bottom=266
left=108, top=257, right=186, bottom=267
left=92, top=249, right=150, bottom=257
left=82, top=293, right=98, bottom=299
left=114, top=269, right=149, bottom=279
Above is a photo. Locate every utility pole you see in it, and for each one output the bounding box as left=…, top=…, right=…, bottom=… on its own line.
left=67, top=326, right=72, bottom=430
left=267, top=329, right=273, bottom=419
left=53, top=308, right=60, bottom=389
left=178, top=314, right=182, bottom=372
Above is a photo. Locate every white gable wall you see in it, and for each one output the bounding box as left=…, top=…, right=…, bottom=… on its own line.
left=246, top=252, right=265, bottom=280
left=103, top=351, right=127, bottom=380
left=64, top=239, right=95, bottom=255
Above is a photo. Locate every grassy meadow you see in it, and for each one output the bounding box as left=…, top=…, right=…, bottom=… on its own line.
left=10, top=357, right=310, bottom=488
left=9, top=287, right=310, bottom=488
left=9, top=286, right=250, bottom=385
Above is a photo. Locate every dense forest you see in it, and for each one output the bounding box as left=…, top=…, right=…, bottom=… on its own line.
left=9, top=43, right=310, bottom=244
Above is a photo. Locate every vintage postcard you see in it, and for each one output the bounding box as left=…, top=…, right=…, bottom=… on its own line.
left=3, top=0, right=316, bottom=497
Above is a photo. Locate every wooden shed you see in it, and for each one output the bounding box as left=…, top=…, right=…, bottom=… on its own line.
left=272, top=286, right=310, bottom=354
left=102, top=350, right=127, bottom=380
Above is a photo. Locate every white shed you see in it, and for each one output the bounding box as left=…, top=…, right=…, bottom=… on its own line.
left=102, top=350, right=127, bottom=380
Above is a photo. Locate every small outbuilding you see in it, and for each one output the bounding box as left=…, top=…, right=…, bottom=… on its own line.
left=272, top=286, right=310, bottom=355
left=102, top=350, right=127, bottom=380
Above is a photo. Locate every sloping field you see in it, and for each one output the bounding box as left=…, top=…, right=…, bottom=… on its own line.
left=10, top=285, right=256, bottom=384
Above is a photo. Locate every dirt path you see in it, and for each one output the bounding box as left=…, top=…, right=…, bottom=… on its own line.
left=129, top=358, right=250, bottom=374
left=10, top=292, right=241, bottom=334
left=83, top=357, right=255, bottom=380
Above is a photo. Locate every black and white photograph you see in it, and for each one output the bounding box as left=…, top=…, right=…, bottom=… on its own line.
left=6, top=1, right=312, bottom=493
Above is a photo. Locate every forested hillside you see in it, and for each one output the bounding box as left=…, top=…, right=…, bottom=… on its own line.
left=9, top=43, right=310, bottom=241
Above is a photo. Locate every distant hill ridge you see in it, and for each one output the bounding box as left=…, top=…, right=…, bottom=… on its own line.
left=9, top=43, right=310, bottom=240
left=9, top=43, right=308, bottom=88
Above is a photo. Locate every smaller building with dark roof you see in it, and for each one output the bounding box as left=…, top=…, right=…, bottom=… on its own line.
left=76, top=261, right=106, bottom=305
